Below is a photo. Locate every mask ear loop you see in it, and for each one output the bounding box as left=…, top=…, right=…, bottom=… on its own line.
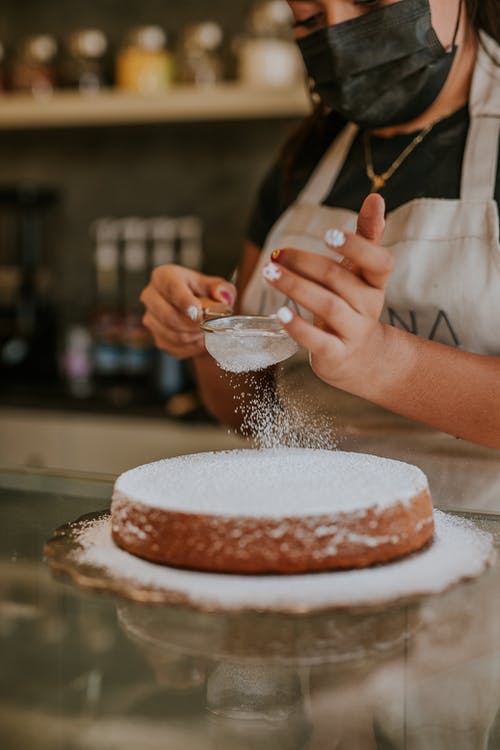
left=448, top=0, right=463, bottom=51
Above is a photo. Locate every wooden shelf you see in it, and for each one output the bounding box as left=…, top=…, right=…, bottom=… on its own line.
left=0, top=85, right=311, bottom=129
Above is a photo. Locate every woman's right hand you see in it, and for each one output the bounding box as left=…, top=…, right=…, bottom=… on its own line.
left=140, top=265, right=236, bottom=360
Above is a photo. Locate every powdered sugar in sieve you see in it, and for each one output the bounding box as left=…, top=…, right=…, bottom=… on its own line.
left=200, top=315, right=299, bottom=373
left=58, top=511, right=495, bottom=613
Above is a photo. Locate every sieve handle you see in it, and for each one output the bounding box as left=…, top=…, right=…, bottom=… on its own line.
left=199, top=297, right=234, bottom=321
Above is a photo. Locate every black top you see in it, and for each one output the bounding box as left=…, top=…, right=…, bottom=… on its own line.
left=247, top=106, right=500, bottom=249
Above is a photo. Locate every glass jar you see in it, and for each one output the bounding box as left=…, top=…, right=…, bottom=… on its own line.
left=62, top=29, right=108, bottom=93
left=247, top=0, right=293, bottom=36
left=177, top=22, right=225, bottom=87
left=116, top=25, right=174, bottom=95
left=11, top=35, right=58, bottom=97
left=235, top=0, right=304, bottom=89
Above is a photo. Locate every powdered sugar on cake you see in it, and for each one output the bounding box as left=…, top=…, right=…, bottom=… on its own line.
left=113, top=449, right=428, bottom=519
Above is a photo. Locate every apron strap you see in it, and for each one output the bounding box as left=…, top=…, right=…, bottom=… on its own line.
left=298, top=122, right=359, bottom=205
left=461, top=34, right=500, bottom=201
left=460, top=115, right=500, bottom=201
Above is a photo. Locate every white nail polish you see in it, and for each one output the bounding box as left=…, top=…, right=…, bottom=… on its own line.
left=324, top=228, right=346, bottom=248
left=262, top=262, right=282, bottom=282
left=277, top=306, right=293, bottom=324
left=187, top=305, right=199, bottom=322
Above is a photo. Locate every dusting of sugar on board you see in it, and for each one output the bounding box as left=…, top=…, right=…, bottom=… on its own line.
left=113, top=449, right=428, bottom=518
left=71, top=512, right=495, bottom=611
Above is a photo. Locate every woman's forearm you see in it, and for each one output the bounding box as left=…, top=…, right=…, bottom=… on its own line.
left=192, top=353, right=240, bottom=427
left=346, top=325, right=500, bottom=449
left=194, top=326, right=500, bottom=448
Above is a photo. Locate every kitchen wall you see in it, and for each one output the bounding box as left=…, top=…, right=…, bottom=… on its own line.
left=0, top=121, right=290, bottom=321
left=0, top=0, right=251, bottom=42
left=0, top=0, right=297, bottom=323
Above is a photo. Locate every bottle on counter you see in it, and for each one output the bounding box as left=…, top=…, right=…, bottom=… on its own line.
left=149, top=217, right=186, bottom=400
left=177, top=22, right=225, bottom=87
left=149, top=217, right=177, bottom=268
left=116, top=25, right=174, bottom=95
left=121, top=218, right=154, bottom=382
left=61, top=325, right=93, bottom=398
left=91, top=218, right=124, bottom=385
left=11, top=35, right=58, bottom=97
left=61, top=29, right=109, bottom=94
left=121, top=218, right=149, bottom=313
left=235, top=0, right=304, bottom=89
left=177, top=216, right=204, bottom=271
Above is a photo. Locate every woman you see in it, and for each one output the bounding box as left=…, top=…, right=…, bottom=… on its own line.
left=141, top=0, right=500, bottom=449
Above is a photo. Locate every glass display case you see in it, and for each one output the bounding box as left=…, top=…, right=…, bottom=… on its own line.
left=1, top=453, right=500, bottom=750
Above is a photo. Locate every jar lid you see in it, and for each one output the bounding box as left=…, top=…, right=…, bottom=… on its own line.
left=22, top=35, right=58, bottom=63
left=68, top=29, right=108, bottom=59
left=247, top=0, right=294, bottom=37
left=182, top=22, right=223, bottom=53
left=126, top=25, right=168, bottom=51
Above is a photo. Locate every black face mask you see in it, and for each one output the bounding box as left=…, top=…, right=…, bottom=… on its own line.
left=297, top=0, right=461, bottom=129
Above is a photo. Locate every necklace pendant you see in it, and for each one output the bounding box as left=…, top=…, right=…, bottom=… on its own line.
left=371, top=175, right=386, bottom=193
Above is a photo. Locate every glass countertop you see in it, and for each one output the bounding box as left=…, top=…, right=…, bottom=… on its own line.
left=1, top=460, right=500, bottom=750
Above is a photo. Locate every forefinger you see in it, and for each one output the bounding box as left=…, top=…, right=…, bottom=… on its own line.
left=141, top=285, right=202, bottom=334
left=149, top=266, right=203, bottom=321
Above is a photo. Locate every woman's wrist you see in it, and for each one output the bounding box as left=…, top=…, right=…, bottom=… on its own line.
left=331, top=323, right=412, bottom=403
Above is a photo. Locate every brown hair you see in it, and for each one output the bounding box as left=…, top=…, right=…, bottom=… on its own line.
left=467, top=0, right=500, bottom=44
left=281, top=0, right=499, bottom=183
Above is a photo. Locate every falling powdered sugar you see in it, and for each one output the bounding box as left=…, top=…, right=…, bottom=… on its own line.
left=230, top=370, right=339, bottom=451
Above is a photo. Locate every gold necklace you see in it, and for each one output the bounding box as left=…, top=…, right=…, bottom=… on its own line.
left=364, top=115, right=448, bottom=194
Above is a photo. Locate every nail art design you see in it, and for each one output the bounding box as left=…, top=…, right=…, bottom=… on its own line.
left=271, top=249, right=283, bottom=263
left=219, top=289, right=234, bottom=306
left=324, top=228, right=346, bottom=248
left=263, top=262, right=282, bottom=282
left=187, top=305, right=199, bottom=322
left=277, top=306, right=293, bottom=324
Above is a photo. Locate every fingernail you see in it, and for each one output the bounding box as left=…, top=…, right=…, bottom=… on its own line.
left=263, top=262, right=282, bottom=282
left=187, top=305, right=199, bottom=322
left=325, top=228, right=346, bottom=248
left=218, top=288, right=234, bottom=306
left=277, top=306, right=294, bottom=324
left=271, top=249, right=283, bottom=263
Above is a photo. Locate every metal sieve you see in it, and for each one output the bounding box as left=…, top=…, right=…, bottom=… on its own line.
left=200, top=315, right=299, bottom=373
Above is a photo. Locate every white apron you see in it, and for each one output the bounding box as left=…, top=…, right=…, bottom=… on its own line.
left=240, top=32, right=500, bottom=445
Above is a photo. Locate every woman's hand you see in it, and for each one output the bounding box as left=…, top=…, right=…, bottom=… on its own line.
left=140, top=265, right=236, bottom=360
left=262, top=194, right=394, bottom=391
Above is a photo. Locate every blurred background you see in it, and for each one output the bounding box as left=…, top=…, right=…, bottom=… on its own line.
left=0, top=0, right=310, bottom=474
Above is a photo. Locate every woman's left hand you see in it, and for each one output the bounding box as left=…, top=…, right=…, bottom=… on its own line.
left=262, top=194, right=394, bottom=392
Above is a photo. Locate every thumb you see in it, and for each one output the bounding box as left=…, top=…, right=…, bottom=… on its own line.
left=356, top=193, right=386, bottom=244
